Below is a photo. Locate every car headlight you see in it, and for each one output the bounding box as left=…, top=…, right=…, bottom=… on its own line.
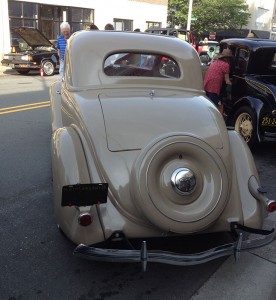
left=21, top=55, right=33, bottom=61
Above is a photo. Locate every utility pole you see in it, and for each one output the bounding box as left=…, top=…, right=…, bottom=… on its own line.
left=186, top=0, right=193, bottom=32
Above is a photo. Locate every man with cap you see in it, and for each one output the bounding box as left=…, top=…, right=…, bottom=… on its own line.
left=204, top=48, right=233, bottom=112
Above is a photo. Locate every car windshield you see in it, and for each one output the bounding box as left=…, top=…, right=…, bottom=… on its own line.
left=104, top=52, right=181, bottom=78
left=11, top=37, right=31, bottom=52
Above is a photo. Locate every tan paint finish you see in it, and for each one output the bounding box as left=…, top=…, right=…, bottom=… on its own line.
left=50, top=31, right=268, bottom=245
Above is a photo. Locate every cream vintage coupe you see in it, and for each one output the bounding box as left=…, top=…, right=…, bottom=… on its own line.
left=50, top=30, right=276, bottom=270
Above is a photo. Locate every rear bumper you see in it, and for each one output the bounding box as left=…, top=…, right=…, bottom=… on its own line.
left=73, top=223, right=276, bottom=271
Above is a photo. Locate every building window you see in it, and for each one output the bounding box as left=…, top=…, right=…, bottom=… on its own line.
left=146, top=21, right=162, bottom=29
left=9, top=1, right=38, bottom=28
left=40, top=5, right=62, bottom=40
left=70, top=7, right=94, bottom=32
left=7, top=1, right=94, bottom=41
left=114, top=19, right=133, bottom=31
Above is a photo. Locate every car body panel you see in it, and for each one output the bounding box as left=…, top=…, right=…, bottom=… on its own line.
left=50, top=30, right=276, bottom=266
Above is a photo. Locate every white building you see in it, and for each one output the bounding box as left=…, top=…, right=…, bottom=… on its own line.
left=0, top=0, right=168, bottom=59
left=246, top=0, right=274, bottom=38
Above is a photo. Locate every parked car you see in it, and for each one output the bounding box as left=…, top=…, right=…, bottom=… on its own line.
left=50, top=30, right=276, bottom=270
left=145, top=27, right=195, bottom=46
left=197, top=39, right=219, bottom=58
left=1, top=27, right=59, bottom=76
left=217, top=38, right=276, bottom=148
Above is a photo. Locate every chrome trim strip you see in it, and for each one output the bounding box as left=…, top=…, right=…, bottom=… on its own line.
left=245, top=77, right=275, bottom=101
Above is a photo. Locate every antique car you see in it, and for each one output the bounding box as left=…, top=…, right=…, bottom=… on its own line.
left=197, top=39, right=219, bottom=58
left=145, top=27, right=195, bottom=46
left=217, top=38, right=276, bottom=148
left=1, top=27, right=59, bottom=76
left=50, top=30, right=276, bottom=270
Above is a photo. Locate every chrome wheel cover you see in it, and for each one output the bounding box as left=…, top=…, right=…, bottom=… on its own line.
left=43, top=61, right=55, bottom=76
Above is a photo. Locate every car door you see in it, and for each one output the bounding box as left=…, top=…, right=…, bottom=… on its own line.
left=230, top=46, right=250, bottom=104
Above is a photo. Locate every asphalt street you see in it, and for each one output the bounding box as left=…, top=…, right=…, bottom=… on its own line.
left=0, top=65, right=276, bottom=300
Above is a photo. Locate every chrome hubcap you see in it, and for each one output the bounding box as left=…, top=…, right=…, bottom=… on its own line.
left=171, top=168, right=196, bottom=195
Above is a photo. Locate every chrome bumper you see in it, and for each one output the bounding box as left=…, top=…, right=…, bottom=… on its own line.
left=73, top=224, right=276, bottom=271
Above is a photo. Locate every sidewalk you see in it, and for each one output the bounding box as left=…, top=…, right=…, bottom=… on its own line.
left=191, top=251, right=276, bottom=300
left=0, top=64, right=15, bottom=76
left=190, top=215, right=276, bottom=300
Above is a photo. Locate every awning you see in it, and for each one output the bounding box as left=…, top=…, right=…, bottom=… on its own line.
left=252, top=30, right=270, bottom=39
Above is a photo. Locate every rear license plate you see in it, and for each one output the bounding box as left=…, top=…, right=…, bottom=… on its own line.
left=62, top=183, right=108, bottom=207
left=19, top=64, right=28, bottom=68
left=261, top=117, right=276, bottom=126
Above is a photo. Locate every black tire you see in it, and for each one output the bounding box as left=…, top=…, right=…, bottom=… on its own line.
left=16, top=69, right=30, bottom=75
left=233, top=106, right=258, bottom=148
left=42, top=60, right=55, bottom=76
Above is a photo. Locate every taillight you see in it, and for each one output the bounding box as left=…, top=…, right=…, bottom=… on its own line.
left=266, top=200, right=276, bottom=213
left=78, top=213, right=92, bottom=226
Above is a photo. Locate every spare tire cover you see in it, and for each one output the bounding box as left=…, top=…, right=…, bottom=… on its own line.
left=130, top=134, right=230, bottom=233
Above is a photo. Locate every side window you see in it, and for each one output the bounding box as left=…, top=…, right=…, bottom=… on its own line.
left=271, top=53, right=276, bottom=68
left=104, top=52, right=180, bottom=78
left=236, top=48, right=249, bottom=72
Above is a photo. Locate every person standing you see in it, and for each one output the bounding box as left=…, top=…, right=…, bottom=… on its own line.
left=56, top=22, right=71, bottom=79
left=204, top=48, right=233, bottom=113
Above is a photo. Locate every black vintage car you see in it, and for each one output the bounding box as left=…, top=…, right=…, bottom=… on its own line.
left=1, top=27, right=59, bottom=76
left=219, top=38, right=276, bottom=148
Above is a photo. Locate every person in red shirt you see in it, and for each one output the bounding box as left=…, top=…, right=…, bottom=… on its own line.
left=204, top=48, right=233, bottom=110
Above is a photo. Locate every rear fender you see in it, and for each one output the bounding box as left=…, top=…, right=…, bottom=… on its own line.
left=227, top=96, right=263, bottom=124
left=51, top=127, right=105, bottom=244
left=227, top=96, right=264, bottom=141
left=227, top=129, right=264, bottom=228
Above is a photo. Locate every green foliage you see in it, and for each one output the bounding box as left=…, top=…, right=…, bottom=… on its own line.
left=168, top=0, right=250, bottom=34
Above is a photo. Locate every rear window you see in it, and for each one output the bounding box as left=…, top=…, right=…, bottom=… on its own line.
left=104, top=52, right=181, bottom=78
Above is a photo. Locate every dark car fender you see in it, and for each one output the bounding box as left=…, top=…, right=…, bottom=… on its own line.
left=226, top=96, right=264, bottom=140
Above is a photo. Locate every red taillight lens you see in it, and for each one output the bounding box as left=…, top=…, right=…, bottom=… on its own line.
left=78, top=213, right=92, bottom=226
left=267, top=201, right=276, bottom=213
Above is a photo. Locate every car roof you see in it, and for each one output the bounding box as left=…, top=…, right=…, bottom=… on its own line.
left=220, top=38, right=276, bottom=51
left=66, top=30, right=202, bottom=90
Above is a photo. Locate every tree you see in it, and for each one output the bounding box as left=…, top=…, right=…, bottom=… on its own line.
left=168, top=0, right=250, bottom=34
